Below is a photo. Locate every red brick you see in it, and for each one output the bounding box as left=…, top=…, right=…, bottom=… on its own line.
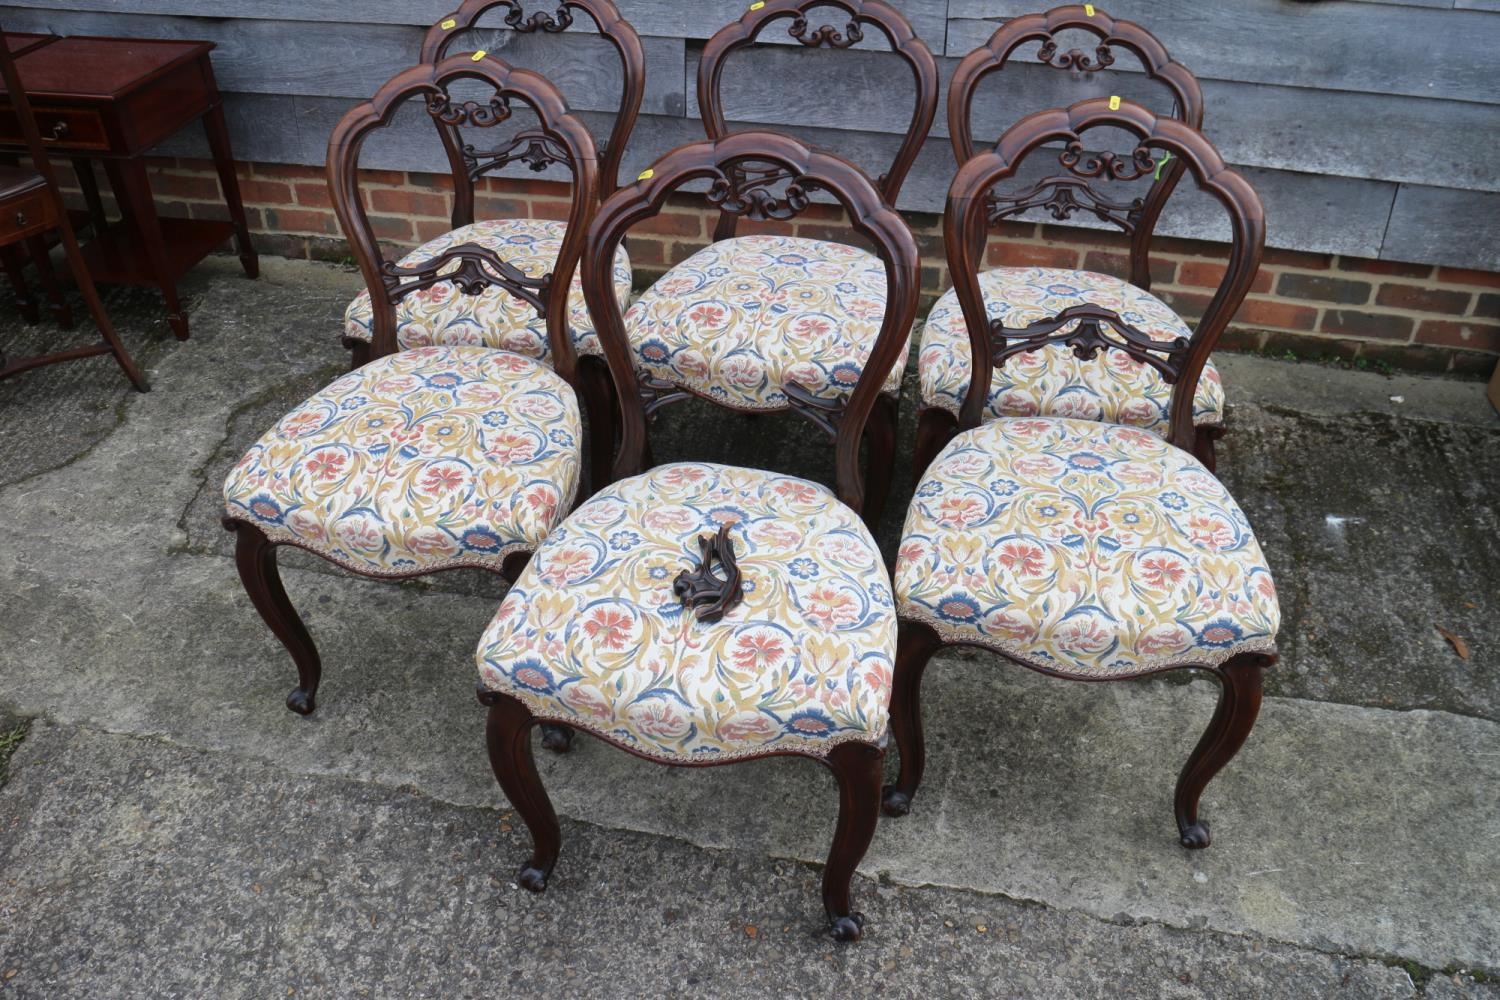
left=1276, top=272, right=1371, bottom=305
left=921, top=264, right=948, bottom=293
left=1176, top=259, right=1273, bottom=295
left=726, top=219, right=795, bottom=239
left=360, top=169, right=408, bottom=187
left=529, top=199, right=572, bottom=222
left=1156, top=289, right=1213, bottom=320
left=472, top=195, right=526, bottom=219
left=986, top=242, right=1079, bottom=269
left=1436, top=265, right=1500, bottom=289
left=369, top=188, right=449, bottom=218
left=1233, top=297, right=1319, bottom=331
left=502, top=177, right=572, bottom=199
left=1079, top=250, right=1175, bottom=286
left=1261, top=247, right=1332, bottom=270
left=1320, top=309, right=1414, bottom=341
left=413, top=217, right=452, bottom=243
left=366, top=215, right=414, bottom=242
left=1414, top=319, right=1500, bottom=353
left=294, top=183, right=332, bottom=208
left=263, top=163, right=327, bottom=182
left=1474, top=293, right=1500, bottom=321
left=236, top=179, right=292, bottom=206
left=263, top=207, right=339, bottom=236
left=1259, top=331, right=1360, bottom=363
left=1374, top=283, right=1472, bottom=315
left=1448, top=351, right=1500, bottom=377
left=624, top=237, right=665, bottom=267
left=1040, top=225, right=1131, bottom=250
left=633, top=211, right=703, bottom=238
left=147, top=171, right=222, bottom=201
left=1335, top=256, right=1432, bottom=279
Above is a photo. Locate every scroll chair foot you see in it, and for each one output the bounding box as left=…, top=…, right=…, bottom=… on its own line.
left=912, top=406, right=959, bottom=481
left=822, top=740, right=884, bottom=942
left=881, top=620, right=943, bottom=818
left=482, top=690, right=561, bottom=893
left=1173, top=651, right=1274, bottom=849
left=225, top=518, right=323, bottom=716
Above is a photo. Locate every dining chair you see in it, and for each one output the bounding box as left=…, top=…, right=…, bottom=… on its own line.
left=222, top=55, right=597, bottom=754
left=887, top=97, right=1277, bottom=850
left=474, top=131, right=920, bottom=940
left=340, top=0, right=646, bottom=489
left=0, top=29, right=146, bottom=390
left=598, top=0, right=938, bottom=529
left=916, top=5, right=1229, bottom=474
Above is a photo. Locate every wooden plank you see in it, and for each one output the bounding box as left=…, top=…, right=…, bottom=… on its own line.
left=1456, top=0, right=1500, bottom=9
left=0, top=7, right=686, bottom=114
left=1382, top=184, right=1500, bottom=270
left=5, top=0, right=949, bottom=50
left=946, top=0, right=1500, bottom=105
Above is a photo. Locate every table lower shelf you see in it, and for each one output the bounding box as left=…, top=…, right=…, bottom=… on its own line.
left=80, top=217, right=234, bottom=286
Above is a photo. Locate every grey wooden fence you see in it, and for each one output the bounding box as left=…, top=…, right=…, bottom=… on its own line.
left=3, top=0, right=1497, bottom=267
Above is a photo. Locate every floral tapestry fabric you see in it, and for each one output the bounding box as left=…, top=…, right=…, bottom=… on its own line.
left=918, top=267, right=1225, bottom=437
left=624, top=235, right=904, bottom=410
left=895, top=417, right=1278, bottom=677
left=224, top=346, right=581, bottom=577
left=476, top=463, right=896, bottom=762
left=343, top=218, right=632, bottom=360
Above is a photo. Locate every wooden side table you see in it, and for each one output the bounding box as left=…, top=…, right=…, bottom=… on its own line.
left=0, top=35, right=258, bottom=340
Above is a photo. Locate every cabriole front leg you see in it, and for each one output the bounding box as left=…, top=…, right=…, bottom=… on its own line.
left=481, top=690, right=561, bottom=892
left=1174, top=651, right=1274, bottom=849
left=882, top=620, right=943, bottom=817
left=822, top=740, right=885, bottom=942
left=224, top=518, right=322, bottom=715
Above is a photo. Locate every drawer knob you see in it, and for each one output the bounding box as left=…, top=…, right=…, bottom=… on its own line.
left=13, top=211, right=26, bottom=227
left=43, top=120, right=69, bottom=141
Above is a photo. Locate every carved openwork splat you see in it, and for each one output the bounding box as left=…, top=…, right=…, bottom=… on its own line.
left=381, top=242, right=552, bottom=315
left=1035, top=37, right=1115, bottom=72
left=706, top=162, right=812, bottom=221
left=1059, top=140, right=1156, bottom=181
left=672, top=525, right=744, bottom=624
left=462, top=130, right=572, bottom=181
left=992, top=303, right=1187, bottom=381
left=788, top=14, right=864, bottom=48
left=426, top=92, right=513, bottom=127
left=503, top=2, right=573, bottom=32
left=985, top=177, right=1145, bottom=230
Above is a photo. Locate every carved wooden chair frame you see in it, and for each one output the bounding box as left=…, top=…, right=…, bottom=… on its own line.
left=580, top=130, right=921, bottom=520
left=0, top=32, right=147, bottom=390
left=223, top=54, right=595, bottom=754
left=885, top=98, right=1273, bottom=850
left=917, top=5, right=1218, bottom=473
left=420, top=0, right=646, bottom=221
left=698, top=0, right=940, bottom=241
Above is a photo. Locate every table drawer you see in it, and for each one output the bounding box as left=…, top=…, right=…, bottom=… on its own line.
left=0, top=105, right=110, bottom=151
left=0, top=188, right=57, bottom=241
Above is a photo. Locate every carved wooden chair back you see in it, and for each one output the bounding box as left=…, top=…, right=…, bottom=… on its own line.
left=327, top=53, right=600, bottom=378
left=949, top=5, right=1204, bottom=291
left=420, top=0, right=645, bottom=224
left=945, top=98, right=1263, bottom=452
left=581, top=131, right=921, bottom=513
left=698, top=0, right=939, bottom=241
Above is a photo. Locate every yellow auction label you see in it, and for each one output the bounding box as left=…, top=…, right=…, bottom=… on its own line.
left=638, top=168, right=655, bottom=180
left=749, top=1, right=765, bottom=9
left=471, top=50, right=486, bottom=61
left=440, top=18, right=457, bottom=29
left=1084, top=4, right=1095, bottom=15
left=1108, top=95, right=1121, bottom=110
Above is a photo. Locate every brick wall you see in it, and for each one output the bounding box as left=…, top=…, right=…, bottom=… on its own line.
left=77, top=156, right=1500, bottom=378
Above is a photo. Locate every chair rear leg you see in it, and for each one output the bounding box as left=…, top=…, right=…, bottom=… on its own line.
left=1193, top=425, right=1225, bottom=474
left=1174, top=651, right=1273, bottom=848
left=822, top=740, right=884, bottom=942
left=481, top=690, right=561, bottom=892
left=882, top=620, right=944, bottom=817
left=578, top=355, right=618, bottom=497
left=224, top=518, right=323, bottom=715
left=25, top=236, right=72, bottom=329
left=859, top=392, right=899, bottom=536
left=912, top=406, right=958, bottom=481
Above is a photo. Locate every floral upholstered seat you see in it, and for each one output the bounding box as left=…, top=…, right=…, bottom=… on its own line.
left=476, top=462, right=896, bottom=761
left=918, top=268, right=1225, bottom=437
left=224, top=345, right=580, bottom=577
left=895, top=417, right=1278, bottom=677
left=343, top=219, right=633, bottom=359
left=625, top=235, right=904, bottom=409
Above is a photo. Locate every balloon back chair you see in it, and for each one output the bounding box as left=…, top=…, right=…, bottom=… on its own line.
left=916, top=5, right=1228, bottom=475
left=0, top=31, right=146, bottom=390
left=343, top=0, right=645, bottom=488
left=472, top=131, right=920, bottom=940
left=602, top=0, right=938, bottom=530
left=222, top=55, right=598, bottom=754
left=888, top=98, right=1278, bottom=851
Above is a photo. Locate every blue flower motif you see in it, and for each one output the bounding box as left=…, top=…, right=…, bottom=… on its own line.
left=246, top=494, right=285, bottom=525
left=638, top=338, right=672, bottom=364
left=340, top=395, right=370, bottom=411
left=1121, top=512, right=1141, bottom=525
left=460, top=527, right=504, bottom=553
left=916, top=479, right=945, bottom=498
left=609, top=530, right=642, bottom=551
left=706, top=505, right=747, bottom=527
left=784, top=708, right=837, bottom=737
left=1037, top=504, right=1061, bottom=518
left=423, top=372, right=463, bottom=390
left=483, top=411, right=509, bottom=428
left=510, top=658, right=556, bottom=693
left=988, top=478, right=1021, bottom=498
left=828, top=362, right=862, bottom=388
left=1197, top=619, right=1244, bottom=648
left=1066, top=452, right=1109, bottom=471
left=934, top=593, right=981, bottom=623
left=1159, top=491, right=1189, bottom=512
left=789, top=557, right=819, bottom=580
left=648, top=565, right=670, bottom=581
left=549, top=428, right=574, bottom=447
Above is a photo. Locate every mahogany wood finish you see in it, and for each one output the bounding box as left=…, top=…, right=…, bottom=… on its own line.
left=224, top=55, right=594, bottom=753
left=0, top=36, right=259, bottom=341
left=883, top=99, right=1273, bottom=847
left=420, top=0, right=645, bottom=219
left=0, top=29, right=145, bottom=389
left=698, top=0, right=938, bottom=242
left=479, top=684, right=887, bottom=940
left=581, top=131, right=921, bottom=521
left=920, top=5, right=1217, bottom=474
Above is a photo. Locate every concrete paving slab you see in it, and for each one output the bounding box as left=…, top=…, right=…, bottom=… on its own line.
left=0, top=721, right=1435, bottom=1000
